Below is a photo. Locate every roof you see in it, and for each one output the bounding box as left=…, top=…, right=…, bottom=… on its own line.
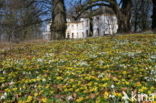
left=94, top=6, right=115, bottom=16
left=81, top=6, right=115, bottom=18
left=67, top=6, right=116, bottom=22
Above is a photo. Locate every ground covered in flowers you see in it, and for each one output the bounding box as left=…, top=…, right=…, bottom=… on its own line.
left=0, top=34, right=156, bottom=102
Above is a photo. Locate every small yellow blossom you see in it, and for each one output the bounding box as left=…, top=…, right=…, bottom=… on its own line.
left=26, top=96, right=33, bottom=102
left=103, top=92, right=109, bottom=99
left=139, top=86, right=148, bottom=92
left=41, top=97, right=48, bottom=103
left=76, top=97, right=84, bottom=102
left=56, top=76, right=63, bottom=80
left=34, top=93, right=38, bottom=97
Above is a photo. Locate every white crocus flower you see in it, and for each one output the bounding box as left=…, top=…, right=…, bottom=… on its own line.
left=122, top=91, right=130, bottom=103
left=9, top=81, right=15, bottom=85
left=67, top=96, right=74, bottom=101
left=111, top=85, right=115, bottom=89
left=109, top=95, right=115, bottom=98
left=0, top=92, right=7, bottom=100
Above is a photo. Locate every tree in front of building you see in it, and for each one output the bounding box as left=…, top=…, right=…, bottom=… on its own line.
left=51, top=0, right=66, bottom=40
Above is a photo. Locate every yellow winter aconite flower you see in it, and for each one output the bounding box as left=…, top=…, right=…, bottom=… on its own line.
left=76, top=97, right=84, bottom=102
left=26, top=96, right=33, bottom=102
left=37, top=85, right=42, bottom=89
left=89, top=87, right=98, bottom=92
left=72, top=84, right=77, bottom=88
left=112, top=77, right=118, bottom=81
left=68, top=88, right=74, bottom=92
left=41, top=97, right=48, bottom=103
left=125, top=81, right=130, bottom=85
left=77, top=81, right=82, bottom=85
left=5, top=88, right=11, bottom=92
left=102, top=77, right=109, bottom=81
left=12, top=88, right=17, bottom=91
left=103, top=92, right=109, bottom=99
left=113, top=92, right=122, bottom=97
left=135, top=82, right=142, bottom=87
left=87, top=82, right=93, bottom=86
left=34, top=93, right=38, bottom=97
left=95, top=97, right=101, bottom=103
left=69, top=79, right=75, bottom=82
left=18, top=100, right=27, bottom=103
left=139, top=86, right=148, bottom=92
left=75, top=88, right=80, bottom=92
left=45, top=85, right=50, bottom=89
left=56, top=76, right=63, bottom=80
left=122, top=71, right=127, bottom=75
left=147, top=90, right=152, bottom=94
left=102, top=64, right=111, bottom=69
left=0, top=77, right=5, bottom=82
left=100, top=83, right=108, bottom=87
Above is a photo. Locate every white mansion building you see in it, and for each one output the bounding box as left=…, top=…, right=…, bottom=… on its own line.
left=43, top=7, right=118, bottom=40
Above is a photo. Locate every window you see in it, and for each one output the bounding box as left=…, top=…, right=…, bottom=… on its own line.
left=103, top=31, right=105, bottom=35
left=86, top=30, right=89, bottom=37
left=97, top=28, right=100, bottom=36
left=82, top=32, right=84, bottom=38
left=67, top=33, right=70, bottom=39
left=68, top=24, right=70, bottom=28
left=72, top=33, right=74, bottom=38
left=86, top=20, right=89, bottom=27
left=97, top=17, right=100, bottom=22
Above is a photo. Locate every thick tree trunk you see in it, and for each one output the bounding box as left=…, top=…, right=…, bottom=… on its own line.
left=134, top=10, right=138, bottom=32
left=88, top=7, right=93, bottom=37
left=117, top=16, right=129, bottom=33
left=111, top=0, right=132, bottom=33
left=111, top=8, right=128, bottom=33
left=51, top=0, right=66, bottom=40
left=89, top=17, right=93, bottom=37
left=152, top=0, right=156, bottom=32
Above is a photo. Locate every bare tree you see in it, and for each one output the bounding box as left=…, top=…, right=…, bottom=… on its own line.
left=51, top=0, right=66, bottom=40
left=131, top=0, right=152, bottom=32
left=69, top=0, right=132, bottom=33
left=0, top=0, right=42, bottom=42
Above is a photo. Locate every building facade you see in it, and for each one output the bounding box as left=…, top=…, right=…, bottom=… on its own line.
left=43, top=7, right=118, bottom=40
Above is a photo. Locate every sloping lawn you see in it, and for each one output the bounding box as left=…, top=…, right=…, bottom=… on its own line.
left=0, top=34, right=156, bottom=102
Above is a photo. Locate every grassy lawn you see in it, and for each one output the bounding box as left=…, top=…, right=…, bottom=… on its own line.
left=0, top=34, right=156, bottom=102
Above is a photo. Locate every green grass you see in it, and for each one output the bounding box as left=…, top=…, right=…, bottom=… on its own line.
left=0, top=34, right=156, bottom=103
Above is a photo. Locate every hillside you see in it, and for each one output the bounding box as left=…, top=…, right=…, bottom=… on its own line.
left=0, top=34, right=156, bottom=102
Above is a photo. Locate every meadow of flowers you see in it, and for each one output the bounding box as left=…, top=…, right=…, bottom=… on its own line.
left=0, top=34, right=156, bottom=103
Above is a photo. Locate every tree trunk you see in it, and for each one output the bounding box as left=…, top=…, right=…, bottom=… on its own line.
left=88, top=7, right=93, bottom=37
left=89, top=17, right=93, bottom=37
left=111, top=7, right=126, bottom=33
left=51, top=0, right=66, bottom=40
left=152, top=0, right=156, bottom=32
left=111, top=0, right=132, bottom=33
